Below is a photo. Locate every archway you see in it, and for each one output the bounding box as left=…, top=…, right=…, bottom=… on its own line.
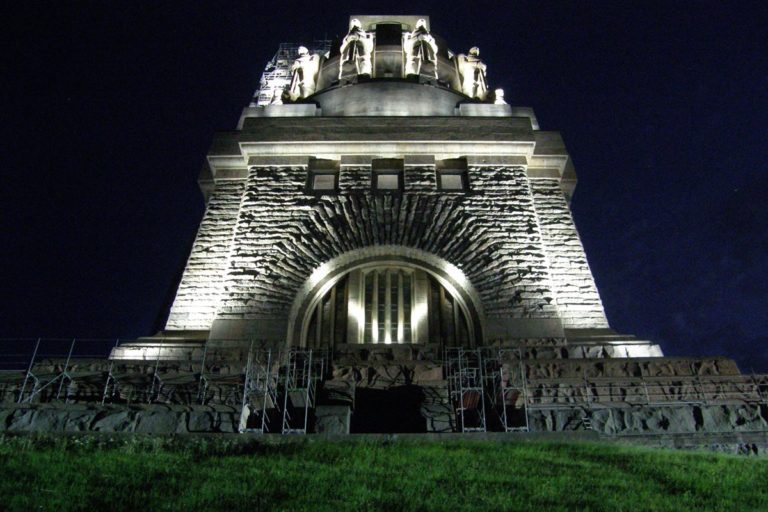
left=286, top=246, right=485, bottom=348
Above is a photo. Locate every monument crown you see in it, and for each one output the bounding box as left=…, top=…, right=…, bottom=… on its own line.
left=255, top=14, right=500, bottom=117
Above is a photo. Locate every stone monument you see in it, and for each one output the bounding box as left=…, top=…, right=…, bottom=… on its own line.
left=403, top=18, right=438, bottom=79
left=288, top=46, right=322, bottom=100
left=456, top=47, right=488, bottom=99
left=339, top=18, right=373, bottom=80
left=1, top=15, right=766, bottom=446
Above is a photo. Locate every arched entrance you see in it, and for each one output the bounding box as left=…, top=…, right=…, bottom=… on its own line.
left=286, top=246, right=484, bottom=349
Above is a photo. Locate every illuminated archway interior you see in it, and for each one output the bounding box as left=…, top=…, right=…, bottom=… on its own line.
left=303, top=265, right=472, bottom=348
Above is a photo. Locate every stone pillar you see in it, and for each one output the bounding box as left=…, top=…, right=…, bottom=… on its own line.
left=413, top=270, right=429, bottom=343
left=346, top=269, right=364, bottom=344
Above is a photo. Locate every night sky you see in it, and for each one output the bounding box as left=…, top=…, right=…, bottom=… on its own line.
left=2, top=2, right=767, bottom=370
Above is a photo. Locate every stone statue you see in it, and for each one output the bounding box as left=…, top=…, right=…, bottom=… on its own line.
left=456, top=47, right=488, bottom=99
left=289, top=46, right=321, bottom=100
left=403, top=18, right=438, bottom=78
left=339, top=18, right=374, bottom=79
left=494, top=88, right=507, bottom=105
left=269, top=88, right=283, bottom=105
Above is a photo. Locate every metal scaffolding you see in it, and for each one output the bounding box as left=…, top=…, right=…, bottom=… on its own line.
left=20, top=338, right=78, bottom=403
left=102, top=338, right=202, bottom=405
left=445, top=348, right=487, bottom=432
left=253, top=41, right=331, bottom=106
left=280, top=349, right=325, bottom=434
left=239, top=346, right=280, bottom=433
left=12, top=338, right=115, bottom=404
left=3, top=339, right=768, bottom=436
left=197, top=340, right=252, bottom=407
left=494, top=348, right=530, bottom=432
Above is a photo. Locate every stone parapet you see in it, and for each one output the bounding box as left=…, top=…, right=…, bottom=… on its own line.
left=0, top=404, right=239, bottom=434
left=527, top=404, right=768, bottom=436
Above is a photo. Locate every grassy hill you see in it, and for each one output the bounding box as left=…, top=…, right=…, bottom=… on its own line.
left=0, top=434, right=766, bottom=511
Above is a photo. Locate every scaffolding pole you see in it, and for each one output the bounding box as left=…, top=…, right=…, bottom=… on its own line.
left=14, top=338, right=114, bottom=404
left=101, top=339, right=120, bottom=404
left=445, top=348, right=487, bottom=432
left=239, top=346, right=280, bottom=434
left=17, top=338, right=41, bottom=403
left=281, top=349, right=325, bottom=435
left=498, top=348, right=530, bottom=432
left=21, top=338, right=77, bottom=403
left=253, top=41, right=332, bottom=106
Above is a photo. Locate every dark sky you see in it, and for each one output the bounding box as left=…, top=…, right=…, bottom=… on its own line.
left=2, top=1, right=767, bottom=370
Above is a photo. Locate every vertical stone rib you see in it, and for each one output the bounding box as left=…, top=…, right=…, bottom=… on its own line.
left=530, top=178, right=609, bottom=327
left=165, top=179, right=246, bottom=330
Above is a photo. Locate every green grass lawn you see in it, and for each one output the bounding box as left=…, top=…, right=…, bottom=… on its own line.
left=0, top=435, right=766, bottom=512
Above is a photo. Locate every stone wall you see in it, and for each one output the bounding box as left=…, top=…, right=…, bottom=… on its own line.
left=2, top=347, right=765, bottom=437
left=3, top=401, right=765, bottom=439
left=166, top=180, right=246, bottom=330
left=221, top=165, right=560, bottom=320
left=528, top=404, right=768, bottom=436
left=166, top=163, right=608, bottom=339
left=530, top=179, right=608, bottom=328
left=0, top=404, right=239, bottom=434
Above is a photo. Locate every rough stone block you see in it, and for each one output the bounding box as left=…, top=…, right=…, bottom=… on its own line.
left=92, top=409, right=136, bottom=432
left=321, top=380, right=355, bottom=407
left=315, top=405, right=351, bottom=434
left=134, top=409, right=180, bottom=434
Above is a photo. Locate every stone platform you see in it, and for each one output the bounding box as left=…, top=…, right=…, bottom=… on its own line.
left=1, top=337, right=765, bottom=438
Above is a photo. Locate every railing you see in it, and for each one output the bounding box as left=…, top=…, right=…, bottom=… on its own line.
left=2, top=339, right=767, bottom=429
left=105, top=339, right=258, bottom=406
left=0, top=340, right=331, bottom=428
left=0, top=338, right=116, bottom=404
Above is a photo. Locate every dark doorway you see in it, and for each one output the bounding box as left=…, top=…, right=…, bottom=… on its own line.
left=350, top=386, right=427, bottom=433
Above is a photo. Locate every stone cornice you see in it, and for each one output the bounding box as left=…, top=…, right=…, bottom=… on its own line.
left=203, top=117, right=577, bottom=197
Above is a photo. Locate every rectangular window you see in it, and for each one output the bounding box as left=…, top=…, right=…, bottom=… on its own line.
left=312, top=173, right=336, bottom=190
left=372, top=158, right=404, bottom=193
left=307, top=158, right=340, bottom=193
left=437, top=157, right=469, bottom=192
left=376, top=174, right=400, bottom=189
left=439, top=173, right=464, bottom=190
left=361, top=268, right=414, bottom=344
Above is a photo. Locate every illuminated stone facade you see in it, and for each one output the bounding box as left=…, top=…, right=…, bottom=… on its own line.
left=4, top=15, right=765, bottom=441
left=164, top=16, right=625, bottom=352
